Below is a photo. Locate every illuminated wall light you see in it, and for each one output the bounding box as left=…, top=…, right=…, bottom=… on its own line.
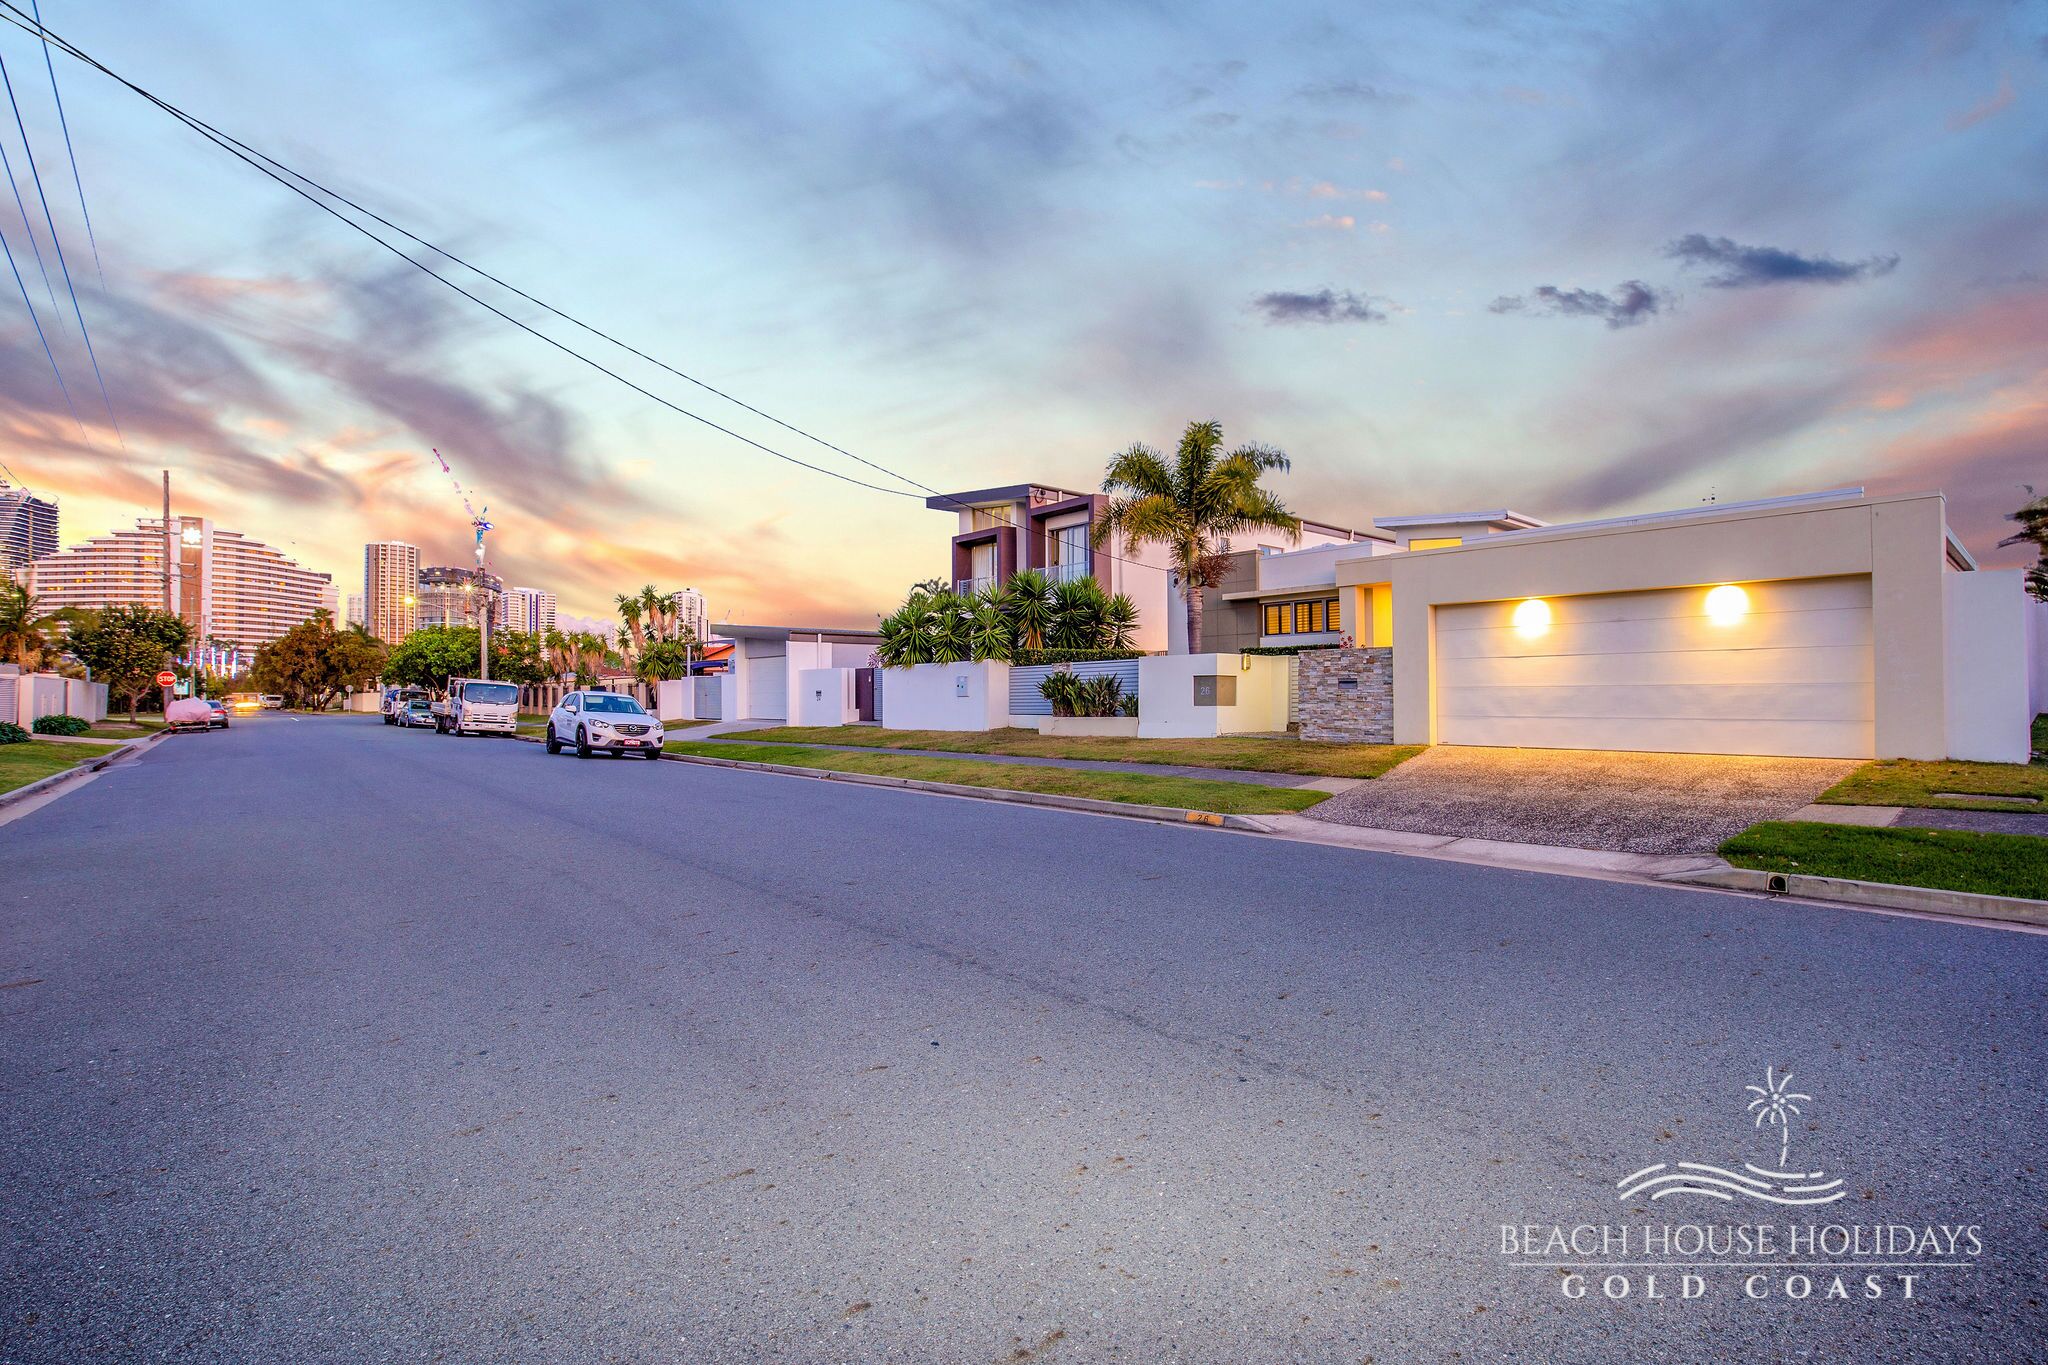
left=1705, top=584, right=1750, bottom=625
left=1512, top=597, right=1552, bottom=638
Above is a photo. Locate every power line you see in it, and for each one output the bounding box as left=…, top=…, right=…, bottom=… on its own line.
left=0, top=209, right=86, bottom=440
left=0, top=48, right=121, bottom=447
left=0, top=74, right=58, bottom=318
left=27, top=0, right=109, bottom=292
left=0, top=4, right=1184, bottom=584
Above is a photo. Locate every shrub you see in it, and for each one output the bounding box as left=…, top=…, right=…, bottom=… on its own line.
left=1039, top=671, right=1128, bottom=718
left=1241, top=643, right=1343, bottom=657
left=0, top=722, right=28, bottom=745
left=877, top=576, right=1140, bottom=667
left=31, top=713, right=92, bottom=736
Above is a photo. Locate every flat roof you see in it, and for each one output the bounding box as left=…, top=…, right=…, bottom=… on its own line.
left=716, top=623, right=881, bottom=641
left=1372, top=510, right=1546, bottom=530
left=924, top=483, right=1088, bottom=512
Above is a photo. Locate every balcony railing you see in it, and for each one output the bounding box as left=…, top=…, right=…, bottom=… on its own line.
left=955, top=576, right=994, bottom=597
left=1047, top=560, right=1089, bottom=584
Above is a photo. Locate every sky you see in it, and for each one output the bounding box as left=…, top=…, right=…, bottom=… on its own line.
left=0, top=0, right=2042, bottom=628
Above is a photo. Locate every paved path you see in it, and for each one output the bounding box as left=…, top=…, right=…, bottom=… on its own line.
left=3, top=716, right=2044, bottom=1363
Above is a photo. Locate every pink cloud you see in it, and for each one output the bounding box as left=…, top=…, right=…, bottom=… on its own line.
left=1946, top=73, right=2015, bottom=132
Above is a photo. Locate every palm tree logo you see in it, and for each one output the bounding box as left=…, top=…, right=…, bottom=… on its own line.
left=1745, top=1066, right=1813, bottom=1169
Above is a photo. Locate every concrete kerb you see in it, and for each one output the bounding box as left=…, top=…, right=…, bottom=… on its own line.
left=511, top=733, right=2047, bottom=927
left=1659, top=861, right=2048, bottom=929
left=510, top=732, right=1267, bottom=831
left=0, top=727, right=172, bottom=813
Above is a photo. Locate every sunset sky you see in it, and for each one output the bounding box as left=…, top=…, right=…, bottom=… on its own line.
left=1, top=0, right=2041, bottom=627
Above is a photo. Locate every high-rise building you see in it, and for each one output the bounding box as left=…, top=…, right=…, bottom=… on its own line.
left=363, top=541, right=420, bottom=643
left=506, top=586, right=557, bottom=637
left=0, top=478, right=58, bottom=580
left=345, top=592, right=366, bottom=628
left=673, top=587, right=708, bottom=643
left=417, top=565, right=503, bottom=629
left=29, top=516, right=334, bottom=649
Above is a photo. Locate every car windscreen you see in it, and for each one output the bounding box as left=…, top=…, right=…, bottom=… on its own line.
left=581, top=694, right=646, bottom=714
left=462, top=683, right=519, bottom=705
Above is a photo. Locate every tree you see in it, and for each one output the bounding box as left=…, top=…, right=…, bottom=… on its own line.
left=66, top=605, right=190, bottom=721
left=545, top=629, right=611, bottom=687
left=634, top=628, right=702, bottom=682
left=0, top=581, right=74, bottom=669
left=873, top=576, right=1138, bottom=666
left=384, top=625, right=546, bottom=691
left=1093, top=420, right=1301, bottom=653
left=251, top=615, right=389, bottom=710
left=2000, top=486, right=2048, bottom=602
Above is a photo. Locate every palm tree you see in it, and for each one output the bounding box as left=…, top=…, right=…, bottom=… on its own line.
left=615, top=592, right=647, bottom=657
left=0, top=581, right=71, bottom=668
left=1093, top=420, right=1301, bottom=653
left=1745, top=1066, right=1814, bottom=1170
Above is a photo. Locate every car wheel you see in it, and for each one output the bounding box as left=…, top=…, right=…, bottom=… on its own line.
left=643, top=746, right=663, bottom=760
left=575, top=726, right=592, bottom=759
left=545, top=724, right=561, bottom=755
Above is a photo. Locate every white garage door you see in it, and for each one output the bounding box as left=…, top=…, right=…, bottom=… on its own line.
left=1434, top=576, right=1874, bottom=758
left=747, top=650, right=787, bottom=720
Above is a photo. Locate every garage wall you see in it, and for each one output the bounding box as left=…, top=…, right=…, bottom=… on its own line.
left=1434, top=576, right=1875, bottom=758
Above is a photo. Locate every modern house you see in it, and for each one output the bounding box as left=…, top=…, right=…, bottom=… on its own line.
left=1223, top=486, right=2037, bottom=763
left=927, top=481, right=1373, bottom=654
left=717, top=624, right=883, bottom=723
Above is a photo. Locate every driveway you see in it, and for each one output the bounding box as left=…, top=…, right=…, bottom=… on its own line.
left=1306, top=744, right=1860, bottom=854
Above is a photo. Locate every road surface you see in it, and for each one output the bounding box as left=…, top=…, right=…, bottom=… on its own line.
left=4, top=716, right=2044, bottom=1362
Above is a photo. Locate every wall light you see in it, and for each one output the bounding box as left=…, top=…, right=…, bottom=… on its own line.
left=1705, top=584, right=1749, bottom=625
left=1512, top=597, right=1552, bottom=638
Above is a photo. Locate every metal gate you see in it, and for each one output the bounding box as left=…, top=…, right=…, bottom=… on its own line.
left=854, top=667, right=877, bottom=722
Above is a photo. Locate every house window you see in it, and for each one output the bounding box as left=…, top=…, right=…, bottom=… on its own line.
left=1327, top=596, right=1341, bottom=631
left=1409, top=536, right=1463, bottom=551
left=1265, top=604, right=1287, bottom=635
left=1266, top=597, right=1342, bottom=637
left=969, top=507, right=1007, bottom=532
left=1293, top=601, right=1313, bottom=633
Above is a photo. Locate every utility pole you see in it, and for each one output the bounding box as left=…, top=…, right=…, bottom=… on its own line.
left=479, top=589, right=492, bottom=681
left=161, top=470, right=174, bottom=715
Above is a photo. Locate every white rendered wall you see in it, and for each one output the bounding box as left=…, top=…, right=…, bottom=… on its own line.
left=1136, top=653, right=1289, bottom=738
left=2027, top=599, right=2048, bottom=718
left=18, top=673, right=67, bottom=727
left=655, top=678, right=692, bottom=722
left=795, top=668, right=858, bottom=726
left=1943, top=569, right=2033, bottom=764
left=63, top=677, right=108, bottom=721
left=880, top=661, right=1011, bottom=731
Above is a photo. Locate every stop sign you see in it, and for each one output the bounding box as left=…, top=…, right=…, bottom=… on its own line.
left=155, top=670, right=176, bottom=686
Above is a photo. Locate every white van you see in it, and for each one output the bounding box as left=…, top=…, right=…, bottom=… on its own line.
left=434, top=678, right=521, bottom=736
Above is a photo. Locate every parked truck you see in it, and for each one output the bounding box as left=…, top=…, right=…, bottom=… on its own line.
left=433, top=677, right=521, bottom=736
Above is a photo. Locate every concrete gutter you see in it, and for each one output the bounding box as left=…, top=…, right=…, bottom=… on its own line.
left=1660, top=862, right=2048, bottom=929
left=511, top=732, right=1270, bottom=830
left=0, top=728, right=171, bottom=815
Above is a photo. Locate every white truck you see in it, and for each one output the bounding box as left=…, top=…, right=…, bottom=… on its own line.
left=434, top=677, right=521, bottom=736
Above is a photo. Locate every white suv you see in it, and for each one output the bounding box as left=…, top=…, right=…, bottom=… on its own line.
left=546, top=690, right=666, bottom=759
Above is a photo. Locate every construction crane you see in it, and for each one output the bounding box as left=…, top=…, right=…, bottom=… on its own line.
left=430, top=448, right=497, bottom=680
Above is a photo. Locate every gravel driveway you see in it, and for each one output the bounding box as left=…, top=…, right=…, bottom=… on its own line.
left=1306, top=745, right=1861, bottom=854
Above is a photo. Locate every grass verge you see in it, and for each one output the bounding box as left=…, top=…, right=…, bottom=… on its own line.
left=1721, top=821, right=2048, bottom=901
left=738, top=725, right=1420, bottom=779
left=1816, top=757, right=2048, bottom=812
left=86, top=718, right=164, bottom=737
left=662, top=740, right=1328, bottom=815
left=0, top=741, right=103, bottom=796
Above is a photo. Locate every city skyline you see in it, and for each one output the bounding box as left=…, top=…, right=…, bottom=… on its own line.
left=0, top=1, right=2040, bottom=624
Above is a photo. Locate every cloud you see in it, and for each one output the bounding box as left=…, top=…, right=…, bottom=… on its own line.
left=1306, top=180, right=1387, bottom=201
left=1667, top=234, right=1899, bottom=288
left=1946, top=72, right=2015, bottom=132
left=1253, top=289, right=1387, bottom=325
left=1301, top=213, right=1356, bottom=230
left=1293, top=79, right=1410, bottom=106
left=1488, top=281, right=1669, bottom=329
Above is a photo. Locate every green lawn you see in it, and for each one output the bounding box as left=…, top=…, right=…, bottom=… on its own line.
left=736, top=725, right=1421, bottom=779
left=0, top=741, right=104, bottom=796
left=662, top=740, right=1329, bottom=815
left=1811, top=713, right=2048, bottom=812
left=1721, top=821, right=2048, bottom=901
left=86, top=718, right=164, bottom=738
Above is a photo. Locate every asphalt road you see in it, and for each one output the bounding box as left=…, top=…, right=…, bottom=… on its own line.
left=4, top=716, right=2044, bottom=1363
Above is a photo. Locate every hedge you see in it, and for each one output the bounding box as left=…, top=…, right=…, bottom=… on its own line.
left=32, top=714, right=92, bottom=736
left=0, top=722, right=28, bottom=745
left=1012, top=647, right=1146, bottom=666
left=1240, top=643, right=1342, bottom=657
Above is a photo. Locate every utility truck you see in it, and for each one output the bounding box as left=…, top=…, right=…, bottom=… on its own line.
left=434, top=678, right=521, bottom=736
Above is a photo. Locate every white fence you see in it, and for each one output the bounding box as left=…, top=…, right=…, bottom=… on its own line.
left=1007, top=659, right=1140, bottom=716
left=880, top=661, right=1011, bottom=731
